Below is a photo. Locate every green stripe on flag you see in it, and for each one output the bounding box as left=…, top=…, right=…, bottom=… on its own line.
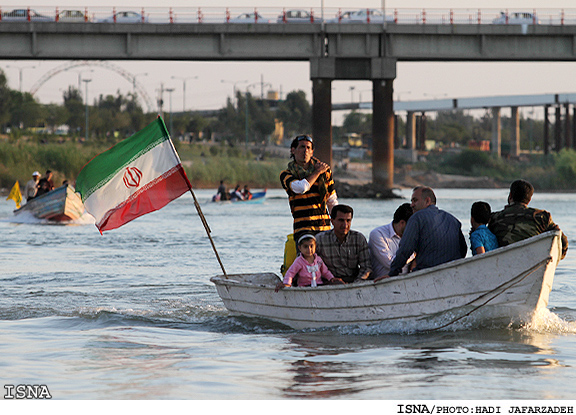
left=76, top=117, right=171, bottom=201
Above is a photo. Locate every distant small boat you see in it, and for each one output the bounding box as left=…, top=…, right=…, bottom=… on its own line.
left=212, top=189, right=267, bottom=203
left=14, top=184, right=85, bottom=222
left=211, top=231, right=563, bottom=330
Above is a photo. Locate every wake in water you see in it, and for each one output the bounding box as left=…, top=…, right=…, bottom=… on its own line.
left=1, top=210, right=94, bottom=225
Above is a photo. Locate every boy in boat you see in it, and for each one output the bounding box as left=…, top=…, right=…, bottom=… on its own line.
left=469, top=201, right=499, bottom=256
left=275, top=234, right=344, bottom=292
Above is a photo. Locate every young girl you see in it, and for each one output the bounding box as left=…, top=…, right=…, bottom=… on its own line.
left=275, top=234, right=343, bottom=292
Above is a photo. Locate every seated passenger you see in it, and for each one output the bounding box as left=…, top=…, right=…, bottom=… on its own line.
left=369, top=203, right=414, bottom=280
left=469, top=201, right=498, bottom=256
left=489, top=179, right=568, bottom=259
left=35, top=179, right=51, bottom=198
left=275, top=234, right=344, bottom=291
left=316, top=204, right=372, bottom=283
left=386, top=186, right=467, bottom=278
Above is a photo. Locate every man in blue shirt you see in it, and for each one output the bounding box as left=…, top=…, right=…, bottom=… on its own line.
left=384, top=186, right=467, bottom=278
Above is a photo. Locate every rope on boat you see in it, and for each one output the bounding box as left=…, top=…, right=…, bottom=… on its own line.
left=420, top=256, right=553, bottom=332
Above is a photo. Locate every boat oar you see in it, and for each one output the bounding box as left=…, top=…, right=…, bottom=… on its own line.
left=188, top=188, right=228, bottom=278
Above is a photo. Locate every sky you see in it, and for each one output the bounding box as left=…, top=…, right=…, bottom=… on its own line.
left=2, top=0, right=576, bottom=124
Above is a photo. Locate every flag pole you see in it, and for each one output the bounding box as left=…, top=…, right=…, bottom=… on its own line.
left=188, top=187, right=228, bottom=278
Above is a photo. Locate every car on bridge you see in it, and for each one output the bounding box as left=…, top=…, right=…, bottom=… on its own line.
left=328, top=9, right=394, bottom=24
left=276, top=9, right=319, bottom=24
left=97, top=11, right=148, bottom=23
left=2, top=9, right=53, bottom=22
left=227, top=12, right=269, bottom=24
left=57, top=10, right=89, bottom=22
left=492, top=11, right=540, bottom=24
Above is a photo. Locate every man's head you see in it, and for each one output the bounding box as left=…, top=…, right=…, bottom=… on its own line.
left=330, top=204, right=353, bottom=241
left=290, top=135, right=314, bottom=166
left=32, top=171, right=40, bottom=179
left=508, top=179, right=533, bottom=205
left=45, top=170, right=53, bottom=179
left=411, top=186, right=436, bottom=212
left=392, top=203, right=413, bottom=236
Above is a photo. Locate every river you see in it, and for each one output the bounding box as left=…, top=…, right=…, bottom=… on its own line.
left=1, top=187, right=575, bottom=406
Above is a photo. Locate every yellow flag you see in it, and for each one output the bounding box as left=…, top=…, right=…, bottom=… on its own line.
left=6, top=181, right=22, bottom=209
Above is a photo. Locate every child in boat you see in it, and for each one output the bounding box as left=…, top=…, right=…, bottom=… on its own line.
left=470, top=201, right=499, bottom=256
left=275, top=234, right=344, bottom=291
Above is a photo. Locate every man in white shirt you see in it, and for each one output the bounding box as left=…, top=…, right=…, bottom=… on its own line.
left=369, top=203, right=413, bottom=279
left=24, top=171, right=40, bottom=201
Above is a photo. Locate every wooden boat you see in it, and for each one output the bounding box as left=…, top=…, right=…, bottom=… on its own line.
left=211, top=231, right=563, bottom=330
left=14, top=184, right=85, bottom=222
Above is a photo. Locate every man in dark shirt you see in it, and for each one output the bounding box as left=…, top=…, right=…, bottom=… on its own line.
left=386, top=186, right=467, bottom=277
left=489, top=179, right=568, bottom=259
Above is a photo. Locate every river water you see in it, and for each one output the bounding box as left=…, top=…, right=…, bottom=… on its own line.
left=1, top=187, right=576, bottom=404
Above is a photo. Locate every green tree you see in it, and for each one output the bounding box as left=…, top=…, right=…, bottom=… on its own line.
left=276, top=90, right=311, bottom=137
left=9, top=91, right=43, bottom=129
left=63, top=87, right=84, bottom=135
left=0, top=69, right=11, bottom=127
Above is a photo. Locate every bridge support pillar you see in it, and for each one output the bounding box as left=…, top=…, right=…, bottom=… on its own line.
left=544, top=105, right=550, bottom=155
left=406, top=111, right=416, bottom=149
left=511, top=106, right=520, bottom=157
left=372, top=79, right=395, bottom=188
left=311, top=78, right=333, bottom=166
left=491, top=107, right=501, bottom=158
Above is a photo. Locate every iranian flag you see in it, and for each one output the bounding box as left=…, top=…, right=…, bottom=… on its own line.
left=75, top=116, right=192, bottom=234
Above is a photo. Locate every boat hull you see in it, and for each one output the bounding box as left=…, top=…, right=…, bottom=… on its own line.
left=211, top=231, right=562, bottom=330
left=14, top=184, right=85, bottom=221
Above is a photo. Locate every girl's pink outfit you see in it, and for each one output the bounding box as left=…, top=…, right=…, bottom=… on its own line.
left=283, top=254, right=335, bottom=287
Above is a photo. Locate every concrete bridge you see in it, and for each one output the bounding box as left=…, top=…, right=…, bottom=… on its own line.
left=3, top=19, right=576, bottom=187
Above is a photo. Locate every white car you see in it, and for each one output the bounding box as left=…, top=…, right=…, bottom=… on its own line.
left=277, top=9, right=319, bottom=24
left=57, top=10, right=89, bottom=22
left=492, top=12, right=540, bottom=25
left=227, top=12, right=269, bottom=24
left=329, top=9, right=394, bottom=24
left=2, top=9, right=52, bottom=22
left=98, top=11, right=148, bottom=23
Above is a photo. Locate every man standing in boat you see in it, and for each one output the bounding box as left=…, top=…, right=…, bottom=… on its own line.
left=489, top=179, right=568, bottom=259
left=384, top=186, right=467, bottom=278
left=280, top=134, right=338, bottom=244
left=315, top=204, right=372, bottom=284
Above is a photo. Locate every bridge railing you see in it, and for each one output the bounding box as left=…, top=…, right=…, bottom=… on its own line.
left=1, top=7, right=576, bottom=25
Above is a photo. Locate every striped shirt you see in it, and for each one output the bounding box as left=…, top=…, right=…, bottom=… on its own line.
left=316, top=229, right=372, bottom=283
left=280, top=166, right=336, bottom=239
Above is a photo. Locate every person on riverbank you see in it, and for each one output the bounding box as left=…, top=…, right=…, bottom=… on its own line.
left=469, top=201, right=498, bottom=256
left=24, top=171, right=40, bottom=201
left=275, top=234, right=344, bottom=291
left=384, top=186, right=467, bottom=278
left=280, top=134, right=338, bottom=244
left=369, top=203, right=414, bottom=280
left=316, top=204, right=372, bottom=284
left=489, top=179, right=568, bottom=259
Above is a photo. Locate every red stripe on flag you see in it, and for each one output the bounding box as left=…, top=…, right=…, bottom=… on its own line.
left=96, top=165, right=191, bottom=233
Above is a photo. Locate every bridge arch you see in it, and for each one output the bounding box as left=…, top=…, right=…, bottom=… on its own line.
left=30, top=60, right=155, bottom=113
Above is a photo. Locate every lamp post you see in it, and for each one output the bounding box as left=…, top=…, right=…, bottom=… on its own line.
left=7, top=64, right=36, bottom=92
left=132, top=72, right=148, bottom=95
left=72, top=68, right=94, bottom=91
left=82, top=79, right=92, bottom=141
left=172, top=75, right=198, bottom=112
left=221, top=79, right=248, bottom=104
left=166, top=88, right=175, bottom=137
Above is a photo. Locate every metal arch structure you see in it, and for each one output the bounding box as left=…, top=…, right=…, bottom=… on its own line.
left=29, top=60, right=155, bottom=113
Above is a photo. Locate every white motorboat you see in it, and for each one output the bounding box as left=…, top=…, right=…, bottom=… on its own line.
left=211, top=231, right=563, bottom=330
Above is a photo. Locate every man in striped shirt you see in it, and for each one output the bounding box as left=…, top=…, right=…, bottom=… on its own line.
left=280, top=135, right=338, bottom=244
